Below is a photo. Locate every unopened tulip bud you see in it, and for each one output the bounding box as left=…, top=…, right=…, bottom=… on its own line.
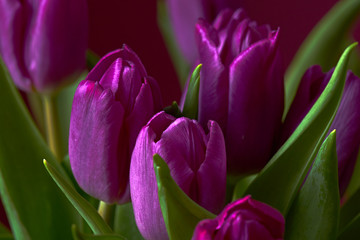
left=69, top=46, right=162, bottom=204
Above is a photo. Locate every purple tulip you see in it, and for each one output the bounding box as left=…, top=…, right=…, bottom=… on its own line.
left=0, top=0, right=88, bottom=92
left=130, top=111, right=226, bottom=240
left=192, top=195, right=285, bottom=240
left=165, top=0, right=242, bottom=65
left=69, top=45, right=162, bottom=204
left=281, top=65, right=360, bottom=195
left=195, top=9, right=284, bottom=174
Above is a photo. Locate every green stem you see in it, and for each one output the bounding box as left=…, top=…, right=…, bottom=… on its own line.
left=98, top=201, right=115, bottom=227
left=43, top=94, right=62, bottom=163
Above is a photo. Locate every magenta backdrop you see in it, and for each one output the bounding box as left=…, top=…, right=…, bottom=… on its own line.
left=87, top=0, right=339, bottom=106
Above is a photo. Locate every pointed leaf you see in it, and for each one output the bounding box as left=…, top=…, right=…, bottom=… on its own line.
left=284, top=0, right=360, bottom=116
left=153, top=154, right=215, bottom=240
left=0, top=58, right=79, bottom=240
left=285, top=131, right=340, bottom=239
left=43, top=160, right=113, bottom=235
left=72, top=225, right=126, bottom=240
left=244, top=43, right=357, bottom=215
left=182, top=64, right=201, bottom=119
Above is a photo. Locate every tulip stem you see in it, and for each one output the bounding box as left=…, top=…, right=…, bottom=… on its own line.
left=98, top=201, right=115, bottom=227
left=43, top=94, right=63, bottom=163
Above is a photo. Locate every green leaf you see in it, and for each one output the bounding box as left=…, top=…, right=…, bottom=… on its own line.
left=0, top=58, right=80, bottom=239
left=244, top=43, right=357, bottom=215
left=157, top=0, right=190, bottom=87
left=232, top=174, right=257, bottom=201
left=86, top=50, right=100, bottom=70
left=113, top=203, right=143, bottom=240
left=163, top=101, right=183, bottom=118
left=153, top=154, right=215, bottom=240
left=338, top=214, right=360, bottom=240
left=285, top=131, right=340, bottom=239
left=182, top=64, right=201, bottom=119
left=72, top=225, right=126, bottom=240
left=43, top=160, right=113, bottom=235
left=339, top=186, right=360, bottom=232
left=284, top=0, right=360, bottom=117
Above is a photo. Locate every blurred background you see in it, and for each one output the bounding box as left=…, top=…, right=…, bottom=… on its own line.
left=87, top=0, right=342, bottom=106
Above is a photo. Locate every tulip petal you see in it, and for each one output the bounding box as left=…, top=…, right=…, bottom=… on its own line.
left=87, top=46, right=147, bottom=82
left=126, top=81, right=155, bottom=153
left=24, top=0, right=88, bottom=92
left=130, top=126, right=168, bottom=240
left=69, top=80, right=125, bottom=203
left=331, top=72, right=360, bottom=195
left=196, top=20, right=228, bottom=129
left=197, top=121, right=226, bottom=213
left=226, top=31, right=283, bottom=173
left=155, top=118, right=207, bottom=204
left=0, top=0, right=31, bottom=91
left=280, top=65, right=331, bottom=144
left=99, top=58, right=142, bottom=113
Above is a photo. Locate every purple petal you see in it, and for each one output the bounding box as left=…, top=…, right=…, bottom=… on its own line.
left=69, top=80, right=127, bottom=203
left=280, top=65, right=330, bottom=145
left=87, top=45, right=146, bottom=82
left=130, top=126, right=168, bottom=240
left=126, top=81, right=156, bottom=153
left=155, top=118, right=207, bottom=204
left=330, top=72, right=360, bottom=195
left=192, top=196, right=285, bottom=240
left=197, top=120, right=226, bottom=213
left=0, top=0, right=32, bottom=91
left=226, top=31, right=283, bottom=173
left=196, top=19, right=228, bottom=129
left=24, top=0, right=88, bottom=92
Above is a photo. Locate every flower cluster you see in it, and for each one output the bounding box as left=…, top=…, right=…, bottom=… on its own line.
left=0, top=0, right=360, bottom=240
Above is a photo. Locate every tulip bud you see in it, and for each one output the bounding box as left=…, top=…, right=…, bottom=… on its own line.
left=195, top=9, right=284, bottom=174
left=130, top=111, right=226, bottom=240
left=281, top=65, right=360, bottom=195
left=0, top=0, right=88, bottom=92
left=165, top=0, right=242, bottom=65
left=192, top=195, right=285, bottom=240
left=69, top=45, right=162, bottom=204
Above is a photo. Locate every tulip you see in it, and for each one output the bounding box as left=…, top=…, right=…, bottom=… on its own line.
left=130, top=111, right=226, bottom=240
left=165, top=0, right=242, bottom=65
left=195, top=9, right=284, bottom=174
left=192, top=195, right=285, bottom=240
left=281, top=65, right=360, bottom=195
left=0, top=0, right=88, bottom=92
left=69, top=45, right=162, bottom=204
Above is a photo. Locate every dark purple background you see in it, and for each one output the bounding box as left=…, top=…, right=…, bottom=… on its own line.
left=87, top=0, right=339, bottom=106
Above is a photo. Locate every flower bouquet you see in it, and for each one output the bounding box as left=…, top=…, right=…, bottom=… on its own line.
left=1, top=0, right=360, bottom=239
